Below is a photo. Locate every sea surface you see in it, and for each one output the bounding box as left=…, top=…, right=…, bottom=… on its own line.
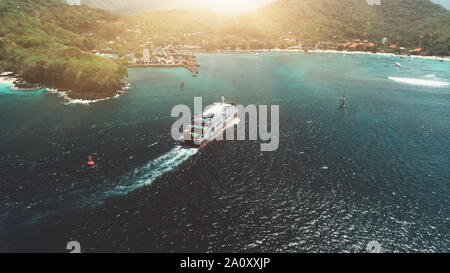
left=0, top=52, right=449, bottom=252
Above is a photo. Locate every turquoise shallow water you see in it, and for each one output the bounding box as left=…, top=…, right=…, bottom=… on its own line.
left=0, top=52, right=449, bottom=252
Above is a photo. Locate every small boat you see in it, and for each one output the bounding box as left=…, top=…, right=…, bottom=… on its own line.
left=395, top=62, right=401, bottom=68
left=255, top=53, right=259, bottom=56
left=86, top=156, right=95, bottom=167
left=180, top=80, right=185, bottom=88
left=339, top=92, right=346, bottom=109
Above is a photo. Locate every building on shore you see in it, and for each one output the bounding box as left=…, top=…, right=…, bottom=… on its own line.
left=143, top=49, right=150, bottom=64
left=409, top=48, right=424, bottom=55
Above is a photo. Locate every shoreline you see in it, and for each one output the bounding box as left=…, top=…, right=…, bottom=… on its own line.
left=309, top=49, right=450, bottom=62
left=0, top=76, right=16, bottom=86
left=214, top=48, right=450, bottom=61
left=1, top=74, right=129, bottom=104
left=2, top=49, right=447, bottom=102
left=47, top=87, right=127, bottom=105
left=0, top=75, right=46, bottom=91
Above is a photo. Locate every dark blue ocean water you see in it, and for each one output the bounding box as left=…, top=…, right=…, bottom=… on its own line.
left=0, top=52, right=449, bottom=252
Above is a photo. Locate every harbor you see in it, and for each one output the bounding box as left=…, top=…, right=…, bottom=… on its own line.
left=128, top=63, right=200, bottom=77
left=126, top=46, right=200, bottom=76
left=1, top=52, right=450, bottom=253
left=2, top=52, right=449, bottom=252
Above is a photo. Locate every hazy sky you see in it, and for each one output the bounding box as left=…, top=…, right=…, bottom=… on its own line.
left=198, top=0, right=450, bottom=11
left=206, top=0, right=450, bottom=11
left=204, top=0, right=275, bottom=12
left=81, top=0, right=277, bottom=13
left=184, top=0, right=450, bottom=12
left=82, top=0, right=449, bottom=13
left=431, top=0, right=450, bottom=9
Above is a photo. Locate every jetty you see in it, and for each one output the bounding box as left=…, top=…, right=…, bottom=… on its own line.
left=128, top=63, right=199, bottom=77
left=184, top=65, right=199, bottom=77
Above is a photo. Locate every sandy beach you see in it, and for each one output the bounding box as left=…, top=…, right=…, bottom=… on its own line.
left=310, top=49, right=450, bottom=62
left=221, top=48, right=450, bottom=62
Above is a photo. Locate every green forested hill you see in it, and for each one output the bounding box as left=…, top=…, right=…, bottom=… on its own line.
left=130, top=0, right=450, bottom=55
left=133, top=9, right=228, bottom=34
left=224, top=0, right=450, bottom=55
left=0, top=0, right=449, bottom=99
left=0, top=0, right=127, bottom=98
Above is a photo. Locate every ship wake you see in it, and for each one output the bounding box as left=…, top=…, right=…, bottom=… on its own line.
left=101, top=146, right=198, bottom=198
left=1, top=146, right=198, bottom=227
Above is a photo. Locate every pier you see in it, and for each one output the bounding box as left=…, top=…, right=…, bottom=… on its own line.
left=128, top=63, right=200, bottom=77
left=184, top=65, right=199, bottom=77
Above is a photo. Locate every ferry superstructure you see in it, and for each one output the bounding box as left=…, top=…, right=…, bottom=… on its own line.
left=180, top=97, right=238, bottom=148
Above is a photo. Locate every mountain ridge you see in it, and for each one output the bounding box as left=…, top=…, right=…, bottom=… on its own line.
left=129, top=0, right=450, bottom=55
left=0, top=0, right=128, bottom=99
left=78, top=0, right=450, bottom=14
left=80, top=0, right=275, bottom=14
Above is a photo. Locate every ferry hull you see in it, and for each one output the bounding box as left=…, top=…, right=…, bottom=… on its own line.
left=179, top=112, right=238, bottom=149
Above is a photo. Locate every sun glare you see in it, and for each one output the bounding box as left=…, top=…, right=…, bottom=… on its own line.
left=208, top=0, right=275, bottom=13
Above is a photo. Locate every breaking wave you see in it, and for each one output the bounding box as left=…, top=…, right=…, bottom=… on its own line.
left=46, top=82, right=130, bottom=105
left=388, top=77, right=449, bottom=87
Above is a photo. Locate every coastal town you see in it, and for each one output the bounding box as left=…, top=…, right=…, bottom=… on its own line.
left=61, top=0, right=449, bottom=63
left=89, top=34, right=437, bottom=68
left=1, top=36, right=444, bottom=90
left=86, top=20, right=435, bottom=64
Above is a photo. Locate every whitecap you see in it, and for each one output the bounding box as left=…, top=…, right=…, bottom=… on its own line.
left=46, top=88, right=125, bottom=105
left=0, top=77, right=16, bottom=86
left=64, top=95, right=120, bottom=105
left=388, top=77, right=449, bottom=87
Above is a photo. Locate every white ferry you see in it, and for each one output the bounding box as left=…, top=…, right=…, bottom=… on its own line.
left=180, top=97, right=238, bottom=148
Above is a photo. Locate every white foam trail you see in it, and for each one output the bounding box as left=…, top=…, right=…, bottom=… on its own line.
left=104, top=146, right=198, bottom=197
left=46, top=83, right=129, bottom=105
left=64, top=94, right=121, bottom=105
left=389, top=77, right=449, bottom=87
left=5, top=145, right=198, bottom=226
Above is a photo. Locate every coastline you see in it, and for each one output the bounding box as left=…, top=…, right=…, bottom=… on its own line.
left=216, top=48, right=450, bottom=62
left=47, top=81, right=130, bottom=105
left=47, top=87, right=127, bottom=105
left=0, top=74, right=45, bottom=91
left=2, top=49, right=447, bottom=102
left=0, top=77, right=16, bottom=86
left=309, top=49, right=450, bottom=62
left=1, top=73, right=129, bottom=104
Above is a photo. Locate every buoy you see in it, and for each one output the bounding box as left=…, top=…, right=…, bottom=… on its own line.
left=86, top=156, right=95, bottom=167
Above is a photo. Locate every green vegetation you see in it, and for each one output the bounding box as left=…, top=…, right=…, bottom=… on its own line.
left=132, top=0, right=450, bottom=55
left=228, top=0, right=450, bottom=54
left=0, top=0, right=449, bottom=99
left=0, top=0, right=128, bottom=99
